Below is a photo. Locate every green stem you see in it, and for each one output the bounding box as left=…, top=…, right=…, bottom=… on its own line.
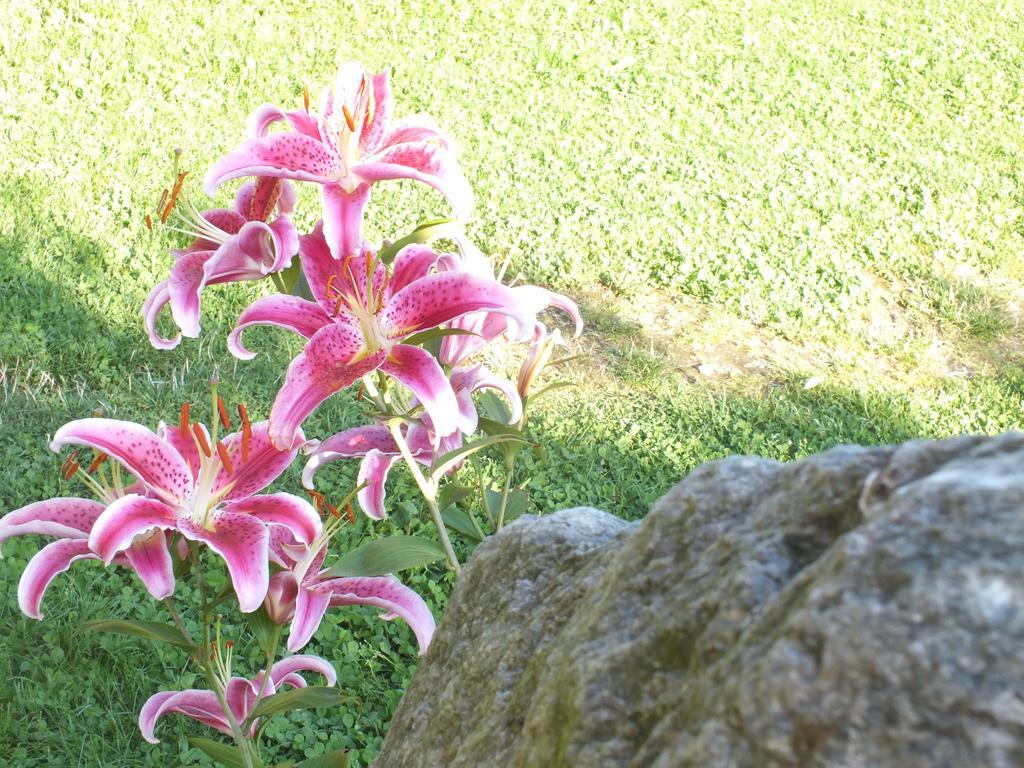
left=163, top=597, right=194, bottom=646
left=191, top=543, right=259, bottom=768
left=495, top=452, right=517, bottom=532
left=243, top=624, right=282, bottom=732
left=387, top=419, right=462, bottom=576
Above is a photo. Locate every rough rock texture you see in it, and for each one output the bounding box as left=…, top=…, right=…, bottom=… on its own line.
left=374, top=434, right=1024, bottom=768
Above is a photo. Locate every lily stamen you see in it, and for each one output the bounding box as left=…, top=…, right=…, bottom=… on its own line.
left=216, top=396, right=230, bottom=430
left=192, top=423, right=212, bottom=458
left=215, top=441, right=234, bottom=476
left=87, top=452, right=109, bottom=475
left=179, top=403, right=192, bottom=439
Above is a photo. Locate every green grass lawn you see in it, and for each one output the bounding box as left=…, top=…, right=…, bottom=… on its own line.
left=2, top=0, right=1023, bottom=765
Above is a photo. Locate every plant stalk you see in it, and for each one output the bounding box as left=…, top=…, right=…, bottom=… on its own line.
left=387, top=419, right=462, bottom=575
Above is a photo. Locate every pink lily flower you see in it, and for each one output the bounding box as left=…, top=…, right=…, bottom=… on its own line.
left=0, top=493, right=174, bottom=620
left=143, top=177, right=299, bottom=350
left=51, top=410, right=319, bottom=613
left=300, top=363, right=520, bottom=520
left=436, top=239, right=584, bottom=368
left=205, top=62, right=472, bottom=260
left=226, top=225, right=532, bottom=450
left=140, top=654, right=337, bottom=743
left=265, top=530, right=436, bottom=654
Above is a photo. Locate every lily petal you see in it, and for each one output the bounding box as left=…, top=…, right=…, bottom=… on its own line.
left=452, top=364, right=523, bottom=432
left=356, top=449, right=397, bottom=520
left=142, top=280, right=181, bottom=350
left=205, top=133, right=342, bottom=195
left=269, top=324, right=387, bottom=450
left=52, top=419, right=193, bottom=504
left=389, top=244, right=440, bottom=295
left=287, top=585, right=332, bottom=652
left=300, top=425, right=398, bottom=489
left=321, top=575, right=436, bottom=656
left=203, top=221, right=279, bottom=282
left=124, top=529, right=175, bottom=600
left=0, top=497, right=105, bottom=551
left=88, top=494, right=179, bottom=565
left=156, top=421, right=201, bottom=481
left=212, top=421, right=303, bottom=502
left=512, top=285, right=584, bottom=337
left=380, top=115, right=451, bottom=151
left=380, top=344, right=460, bottom=437
left=321, top=183, right=371, bottom=260
left=166, top=250, right=212, bottom=339
left=228, top=294, right=331, bottom=361
left=18, top=538, right=98, bottom=619
left=223, top=493, right=321, bottom=545
left=381, top=272, right=532, bottom=342
left=139, top=689, right=231, bottom=744
left=270, top=654, right=338, bottom=687
left=179, top=511, right=269, bottom=613
left=357, top=139, right=473, bottom=218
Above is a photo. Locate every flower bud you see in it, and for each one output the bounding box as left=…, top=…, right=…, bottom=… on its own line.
left=517, top=329, right=562, bottom=400
left=264, top=571, right=299, bottom=624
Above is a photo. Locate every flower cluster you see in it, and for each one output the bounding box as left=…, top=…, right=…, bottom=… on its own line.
left=1, top=60, right=580, bottom=768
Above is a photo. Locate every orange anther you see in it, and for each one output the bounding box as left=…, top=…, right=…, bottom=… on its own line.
left=144, top=214, right=153, bottom=231
left=179, top=402, right=191, bottom=439
left=345, top=502, right=355, bottom=524
left=216, top=441, right=234, bottom=476
left=303, top=84, right=311, bottom=114
left=192, top=423, right=212, bottom=458
left=237, top=403, right=252, bottom=461
left=342, top=104, right=356, bottom=132
left=325, top=500, right=341, bottom=518
left=356, top=381, right=365, bottom=401
left=87, top=452, right=109, bottom=475
left=62, top=460, right=80, bottom=481
left=216, top=396, right=230, bottom=430
left=161, top=171, right=188, bottom=224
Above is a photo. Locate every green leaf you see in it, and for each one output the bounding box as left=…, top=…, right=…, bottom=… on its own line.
left=244, top=606, right=278, bottom=656
left=528, top=381, right=575, bottom=401
left=188, top=737, right=250, bottom=768
left=430, top=434, right=529, bottom=480
left=377, top=217, right=462, bottom=264
left=441, top=506, right=483, bottom=542
left=477, top=389, right=512, bottom=423
left=401, top=327, right=480, bottom=348
left=476, top=416, right=522, bottom=438
left=79, top=619, right=195, bottom=650
left=322, top=535, right=446, bottom=578
left=250, top=686, right=350, bottom=720
left=437, top=483, right=474, bottom=510
left=292, top=749, right=349, bottom=768
left=484, top=488, right=530, bottom=525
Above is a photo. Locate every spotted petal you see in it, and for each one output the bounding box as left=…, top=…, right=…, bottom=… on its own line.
left=356, top=449, right=398, bottom=520
left=139, top=689, right=232, bottom=744
left=269, top=323, right=387, bottom=450
left=287, top=584, right=332, bottom=652
left=301, top=425, right=398, bottom=489
left=356, top=140, right=473, bottom=218
left=381, top=272, right=532, bottom=342
left=322, top=183, right=371, bottom=260
left=270, top=654, right=338, bottom=687
left=124, top=529, right=175, bottom=600
left=205, top=133, right=342, bottom=195
left=228, top=294, right=332, bottom=361
left=52, top=419, right=193, bottom=504
left=178, top=510, right=269, bottom=613
left=223, top=493, right=321, bottom=545
left=211, top=421, right=303, bottom=502
left=88, top=494, right=179, bottom=565
left=321, top=575, right=436, bottom=656
left=18, top=538, right=98, bottom=619
left=0, top=497, right=105, bottom=552
left=380, top=344, right=460, bottom=438
left=142, top=279, right=180, bottom=350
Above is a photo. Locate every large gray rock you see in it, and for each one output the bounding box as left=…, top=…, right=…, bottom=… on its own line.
left=374, top=434, right=1024, bottom=768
